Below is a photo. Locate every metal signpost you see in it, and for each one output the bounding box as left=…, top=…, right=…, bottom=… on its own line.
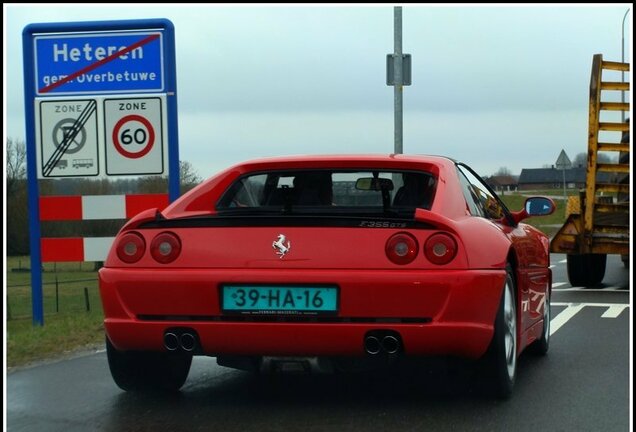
left=22, top=19, right=180, bottom=325
left=555, top=149, right=572, bottom=203
left=387, top=7, right=411, bottom=155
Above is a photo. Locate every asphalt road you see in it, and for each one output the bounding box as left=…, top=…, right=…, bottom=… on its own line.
left=6, top=254, right=631, bottom=432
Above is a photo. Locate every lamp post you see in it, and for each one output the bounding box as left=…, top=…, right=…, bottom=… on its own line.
left=394, top=6, right=403, bottom=154
left=622, top=8, right=630, bottom=122
left=387, top=6, right=411, bottom=154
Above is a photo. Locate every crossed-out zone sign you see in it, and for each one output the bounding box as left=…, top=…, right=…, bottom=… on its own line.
left=38, top=99, right=99, bottom=177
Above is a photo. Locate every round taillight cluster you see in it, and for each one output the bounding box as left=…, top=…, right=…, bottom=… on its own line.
left=424, top=233, right=457, bottom=265
left=150, top=232, right=182, bottom=264
left=115, top=231, right=181, bottom=264
left=385, top=232, right=419, bottom=265
left=116, top=232, right=146, bottom=264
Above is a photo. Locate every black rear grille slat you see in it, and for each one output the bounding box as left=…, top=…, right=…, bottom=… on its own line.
left=137, top=315, right=431, bottom=324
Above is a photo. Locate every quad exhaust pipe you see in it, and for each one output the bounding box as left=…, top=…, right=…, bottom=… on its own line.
left=364, top=332, right=402, bottom=355
left=164, top=332, right=179, bottom=351
left=381, top=335, right=400, bottom=354
left=179, top=333, right=196, bottom=352
left=164, top=329, right=198, bottom=352
left=364, top=336, right=382, bottom=355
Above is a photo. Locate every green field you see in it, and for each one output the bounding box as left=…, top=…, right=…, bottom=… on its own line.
left=6, top=256, right=105, bottom=368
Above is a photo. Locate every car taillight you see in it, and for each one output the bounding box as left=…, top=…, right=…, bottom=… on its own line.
left=385, top=232, right=419, bottom=265
left=424, top=233, right=457, bottom=265
left=116, top=232, right=145, bottom=264
left=150, top=232, right=181, bottom=264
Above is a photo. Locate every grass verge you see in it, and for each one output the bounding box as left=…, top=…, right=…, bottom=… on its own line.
left=7, top=313, right=105, bottom=369
left=6, top=256, right=105, bottom=368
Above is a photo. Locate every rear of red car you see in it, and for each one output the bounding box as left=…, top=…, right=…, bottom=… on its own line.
left=100, top=155, right=505, bottom=358
left=99, top=156, right=509, bottom=391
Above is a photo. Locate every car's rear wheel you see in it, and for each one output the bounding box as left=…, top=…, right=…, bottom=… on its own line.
left=529, top=287, right=550, bottom=355
left=483, top=264, right=517, bottom=399
left=106, top=336, right=192, bottom=392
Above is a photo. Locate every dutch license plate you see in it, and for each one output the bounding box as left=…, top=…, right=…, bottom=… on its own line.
left=222, top=285, right=338, bottom=314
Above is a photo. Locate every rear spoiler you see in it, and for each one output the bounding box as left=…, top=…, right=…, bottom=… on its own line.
left=119, top=208, right=165, bottom=232
left=414, top=208, right=458, bottom=234
left=119, top=208, right=457, bottom=232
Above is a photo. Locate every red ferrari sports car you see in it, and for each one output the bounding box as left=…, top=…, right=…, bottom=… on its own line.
left=99, top=154, right=555, bottom=398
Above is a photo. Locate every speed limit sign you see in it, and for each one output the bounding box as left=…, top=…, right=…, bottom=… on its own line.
left=112, top=114, right=155, bottom=159
left=104, top=97, right=165, bottom=175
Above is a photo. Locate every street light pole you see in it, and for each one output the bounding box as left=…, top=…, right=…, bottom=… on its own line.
left=621, top=8, right=630, bottom=122
left=394, top=6, right=403, bottom=154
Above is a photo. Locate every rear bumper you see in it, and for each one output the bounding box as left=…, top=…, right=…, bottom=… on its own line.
left=99, top=267, right=506, bottom=359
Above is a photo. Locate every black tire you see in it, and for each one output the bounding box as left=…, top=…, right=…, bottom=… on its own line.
left=529, top=287, right=550, bottom=356
left=566, top=254, right=606, bottom=287
left=621, top=255, right=629, bottom=269
left=106, top=336, right=192, bottom=392
left=483, top=264, right=517, bottom=399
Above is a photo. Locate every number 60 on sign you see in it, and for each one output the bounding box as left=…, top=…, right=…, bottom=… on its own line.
left=104, top=96, right=165, bottom=175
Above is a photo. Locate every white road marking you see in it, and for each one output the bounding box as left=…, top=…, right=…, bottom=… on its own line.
left=552, top=287, right=624, bottom=292
left=552, top=282, right=567, bottom=288
left=549, top=304, right=585, bottom=336
left=558, top=259, right=567, bottom=263
left=550, top=302, right=630, bottom=335
left=601, top=305, right=628, bottom=318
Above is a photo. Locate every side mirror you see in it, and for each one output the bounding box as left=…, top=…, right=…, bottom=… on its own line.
left=525, top=197, right=556, bottom=216
left=510, top=197, right=556, bottom=224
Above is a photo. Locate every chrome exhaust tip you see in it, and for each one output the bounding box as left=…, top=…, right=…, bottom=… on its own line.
left=164, top=332, right=179, bottom=351
left=364, top=336, right=382, bottom=355
left=180, top=333, right=196, bottom=352
left=382, top=335, right=400, bottom=354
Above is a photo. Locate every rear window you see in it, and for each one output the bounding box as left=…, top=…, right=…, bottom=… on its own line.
left=216, top=169, right=436, bottom=214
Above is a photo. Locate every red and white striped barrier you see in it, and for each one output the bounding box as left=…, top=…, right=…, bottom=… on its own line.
left=39, top=194, right=169, bottom=221
left=39, top=193, right=168, bottom=262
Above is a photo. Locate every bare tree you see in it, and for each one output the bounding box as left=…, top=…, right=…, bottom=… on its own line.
left=180, top=160, right=202, bottom=183
left=573, top=152, right=587, bottom=168
left=494, top=167, right=512, bottom=176
left=128, top=161, right=202, bottom=194
left=137, top=175, right=168, bottom=193
left=6, top=138, right=29, bottom=254
left=573, top=151, right=611, bottom=168
left=7, top=138, right=27, bottom=195
left=179, top=160, right=202, bottom=193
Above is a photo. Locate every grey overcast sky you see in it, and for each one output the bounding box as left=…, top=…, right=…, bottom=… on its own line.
left=4, top=3, right=633, bottom=179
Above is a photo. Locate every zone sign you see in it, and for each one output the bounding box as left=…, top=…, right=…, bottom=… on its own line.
left=104, top=96, right=165, bottom=175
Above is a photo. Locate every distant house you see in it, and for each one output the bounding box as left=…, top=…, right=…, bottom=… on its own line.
left=485, top=175, right=518, bottom=192
left=517, top=167, right=592, bottom=191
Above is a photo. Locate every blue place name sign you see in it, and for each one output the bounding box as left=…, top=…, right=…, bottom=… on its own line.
left=34, top=31, right=164, bottom=95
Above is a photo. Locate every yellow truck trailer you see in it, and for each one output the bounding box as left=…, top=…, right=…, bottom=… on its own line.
left=550, top=54, right=630, bottom=287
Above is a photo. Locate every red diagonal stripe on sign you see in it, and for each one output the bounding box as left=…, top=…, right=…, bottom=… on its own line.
left=39, top=33, right=160, bottom=94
